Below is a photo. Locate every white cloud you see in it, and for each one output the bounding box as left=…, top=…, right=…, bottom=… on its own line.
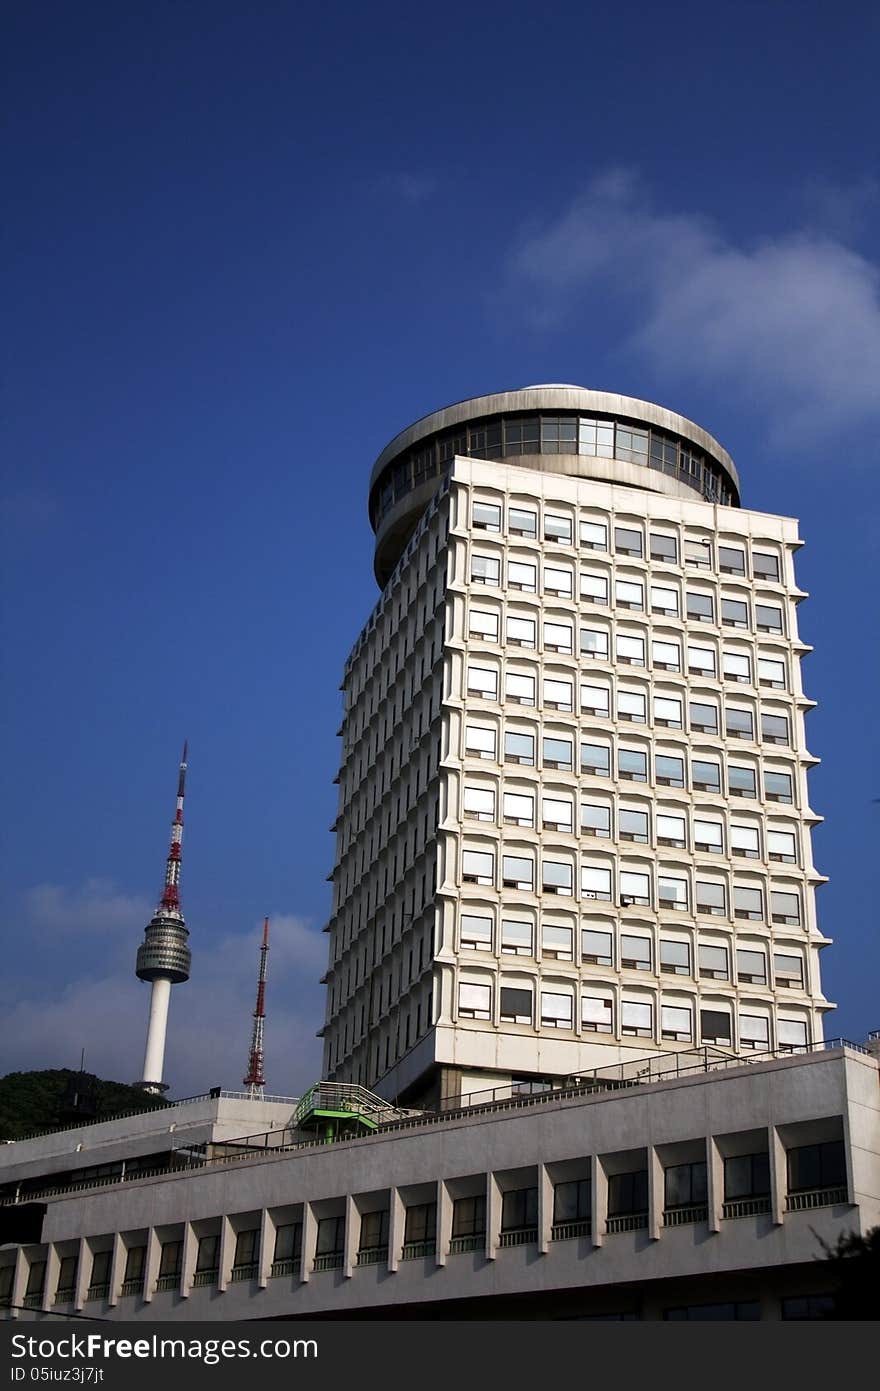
left=0, top=896, right=325, bottom=1099
left=22, top=879, right=152, bottom=937
left=510, top=169, right=880, bottom=444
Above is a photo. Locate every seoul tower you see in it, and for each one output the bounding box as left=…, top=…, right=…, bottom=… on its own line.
left=243, top=917, right=270, bottom=1098
left=135, top=742, right=192, bottom=1093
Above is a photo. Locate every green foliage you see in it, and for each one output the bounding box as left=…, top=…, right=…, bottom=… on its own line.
left=818, top=1226, right=880, bottom=1320
left=0, top=1069, right=168, bottom=1141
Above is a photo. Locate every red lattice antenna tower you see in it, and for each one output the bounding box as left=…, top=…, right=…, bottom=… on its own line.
left=243, top=917, right=270, bottom=1096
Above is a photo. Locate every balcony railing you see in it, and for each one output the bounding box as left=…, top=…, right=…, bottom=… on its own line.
left=85, top=1283, right=109, bottom=1300
left=786, top=1186, right=847, bottom=1211
left=498, top=1227, right=537, bottom=1248
left=606, top=1213, right=648, bottom=1233
left=230, top=1263, right=258, bottom=1282
left=355, top=1247, right=388, bottom=1266
left=192, top=1269, right=218, bottom=1287
left=449, top=1234, right=484, bottom=1254
left=312, top=1253, right=343, bottom=1273
left=270, top=1258, right=299, bottom=1278
left=22, top=1293, right=44, bottom=1309
left=54, top=1287, right=75, bottom=1303
left=120, top=1278, right=143, bottom=1297
left=154, top=1273, right=180, bottom=1292
left=551, top=1219, right=591, bottom=1240
left=401, top=1239, right=436, bottom=1260
left=663, top=1204, right=709, bottom=1226
left=722, top=1197, right=770, bottom=1219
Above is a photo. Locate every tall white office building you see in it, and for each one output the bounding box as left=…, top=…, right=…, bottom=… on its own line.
left=322, top=387, right=832, bottom=1106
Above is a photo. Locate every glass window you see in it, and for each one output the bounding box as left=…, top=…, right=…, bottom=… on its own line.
left=501, top=1187, right=539, bottom=1232
left=502, top=853, right=534, bottom=890
left=458, top=981, right=491, bottom=1019
left=615, top=579, right=644, bottom=610
left=778, top=1017, right=809, bottom=1050
left=656, top=812, right=686, bottom=847
left=722, top=598, right=749, bottom=628
left=771, top=889, right=801, bottom=924
left=545, top=565, right=573, bottom=596
left=467, top=665, right=498, bottom=699
left=620, top=934, right=651, bottom=969
left=767, top=829, right=797, bottom=862
left=452, top=1195, right=486, bottom=1238
left=618, top=747, right=648, bottom=781
left=581, top=741, right=610, bottom=776
left=579, top=419, right=615, bottom=458
left=765, top=769, right=794, bottom=803
left=580, top=626, right=609, bottom=658
left=582, top=865, right=612, bottom=900
left=505, top=731, right=535, bottom=765
left=469, top=608, right=499, bottom=640
left=655, top=753, right=685, bottom=787
left=614, top=526, right=643, bottom=557
left=690, top=700, right=718, bottom=732
left=273, top=1223, right=302, bottom=1264
left=728, top=764, right=757, bottom=797
left=543, top=861, right=573, bottom=897
left=620, top=870, right=650, bottom=905
left=700, top=1008, right=732, bottom=1043
left=541, top=990, right=573, bottom=1027
left=724, top=1153, right=770, bottom=1199
left=719, top=546, right=746, bottom=576
left=461, top=913, right=493, bottom=949
left=581, top=801, right=611, bottom=837
left=509, top=506, right=537, bottom=538
left=692, top=758, right=720, bottom=791
left=582, top=927, right=613, bottom=964
left=699, top=943, right=729, bottom=979
left=615, top=425, right=649, bottom=464
left=470, top=553, right=500, bottom=585
left=758, top=656, right=786, bottom=689
left=554, top=1178, right=591, bottom=1223
left=544, top=676, right=573, bottom=710
left=665, top=1161, right=707, bottom=1207
left=544, top=620, right=573, bottom=652
left=503, top=791, right=534, bottom=826
left=731, top=822, right=760, bottom=857
left=608, top=1169, right=649, bottom=1214
left=722, top=649, right=751, bottom=683
left=233, top=1230, right=259, bottom=1268
left=504, top=671, right=534, bottom=704
left=543, top=795, right=573, bottom=831
left=462, top=849, right=494, bottom=884
left=753, top=551, right=780, bottom=581
left=508, top=560, right=537, bottom=592
left=545, top=513, right=573, bottom=544
left=756, top=603, right=784, bottom=634
left=762, top=713, right=790, bottom=745
left=465, top=724, right=496, bottom=760
left=618, top=807, right=648, bottom=842
left=403, top=1203, right=437, bottom=1246
left=654, top=695, right=682, bottom=728
left=684, top=538, right=712, bottom=568
left=501, top=918, right=533, bottom=954
left=652, top=639, right=681, bottom=670
left=506, top=614, right=536, bottom=647
left=661, top=1004, right=693, bottom=1040
left=582, top=993, right=613, bottom=1033
left=158, top=1242, right=181, bottom=1279
left=581, top=571, right=609, bottom=604
left=738, top=1013, right=770, bottom=1049
left=696, top=880, right=726, bottom=914
left=618, top=689, right=647, bottom=723
left=580, top=680, right=610, bottom=715
left=787, top=1140, right=845, bottom=1193
left=733, top=884, right=763, bottom=919
left=736, top=948, right=767, bottom=984
left=687, top=591, right=714, bottom=622
left=499, top=985, right=533, bottom=1021
left=580, top=519, right=608, bottom=550
left=688, top=643, right=716, bottom=676
left=616, top=633, right=645, bottom=666
left=693, top=817, right=723, bottom=852
left=650, top=584, right=679, bottom=615
left=660, top=939, right=690, bottom=975
left=650, top=532, right=678, bottom=563
left=542, top=922, right=573, bottom=957
left=774, top=952, right=803, bottom=987
left=463, top=785, right=495, bottom=821
left=726, top=706, right=754, bottom=739
left=472, top=501, right=501, bottom=531
left=620, top=1001, right=653, bottom=1037
left=658, top=877, right=689, bottom=911
left=543, top=735, right=573, bottom=769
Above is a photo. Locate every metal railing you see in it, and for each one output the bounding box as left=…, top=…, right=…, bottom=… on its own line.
left=606, top=1214, right=648, bottom=1233
left=551, top=1219, right=590, bottom=1240
left=663, top=1204, right=708, bottom=1226
left=85, top=1283, right=109, bottom=1301
left=191, top=1269, right=217, bottom=1287
left=270, top=1258, right=299, bottom=1278
left=785, top=1186, right=847, bottom=1211
left=8, top=1089, right=299, bottom=1145
left=292, top=1082, right=412, bottom=1131
left=498, top=1227, right=537, bottom=1247
left=401, top=1239, right=436, bottom=1259
left=230, top=1263, right=257, bottom=1282
left=53, top=1288, right=74, bottom=1303
left=22, top=1293, right=43, bottom=1309
left=312, top=1253, right=343, bottom=1273
left=355, top=1247, right=388, bottom=1266
left=449, top=1235, right=484, bottom=1254
left=120, top=1279, right=143, bottom=1297
left=722, top=1197, right=771, bottom=1219
left=154, top=1274, right=180, bottom=1292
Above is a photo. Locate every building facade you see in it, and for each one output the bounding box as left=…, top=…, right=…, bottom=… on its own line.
left=322, top=387, right=832, bottom=1107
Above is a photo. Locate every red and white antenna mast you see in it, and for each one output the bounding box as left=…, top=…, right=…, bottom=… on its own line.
left=243, top=917, right=270, bottom=1097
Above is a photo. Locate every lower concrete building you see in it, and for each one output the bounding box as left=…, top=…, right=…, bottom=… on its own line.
left=2, top=1040, right=878, bottom=1320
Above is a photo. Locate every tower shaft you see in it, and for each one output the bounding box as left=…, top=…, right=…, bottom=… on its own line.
left=243, top=918, right=270, bottom=1096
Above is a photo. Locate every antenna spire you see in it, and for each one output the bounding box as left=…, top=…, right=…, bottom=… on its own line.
left=159, top=740, right=188, bottom=914
left=243, top=917, right=270, bottom=1097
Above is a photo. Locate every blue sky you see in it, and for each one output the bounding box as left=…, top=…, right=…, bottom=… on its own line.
left=2, top=0, right=878, bottom=1097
